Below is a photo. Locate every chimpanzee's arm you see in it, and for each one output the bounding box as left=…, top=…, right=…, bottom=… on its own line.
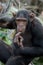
left=0, top=40, right=12, bottom=63
left=17, top=47, right=43, bottom=57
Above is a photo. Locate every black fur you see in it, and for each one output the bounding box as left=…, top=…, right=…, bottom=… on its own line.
left=0, top=40, right=12, bottom=63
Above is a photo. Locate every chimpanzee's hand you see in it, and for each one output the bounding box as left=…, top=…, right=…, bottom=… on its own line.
left=14, top=32, right=23, bottom=48
left=19, top=36, right=23, bottom=48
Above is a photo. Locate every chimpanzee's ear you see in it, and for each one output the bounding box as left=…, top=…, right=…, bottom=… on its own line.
left=27, top=12, right=35, bottom=31
left=29, top=13, right=35, bottom=22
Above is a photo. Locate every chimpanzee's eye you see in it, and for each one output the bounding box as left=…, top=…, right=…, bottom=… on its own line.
left=16, top=19, right=27, bottom=22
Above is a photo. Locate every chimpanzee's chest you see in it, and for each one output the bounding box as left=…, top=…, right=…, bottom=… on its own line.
left=22, top=32, right=32, bottom=47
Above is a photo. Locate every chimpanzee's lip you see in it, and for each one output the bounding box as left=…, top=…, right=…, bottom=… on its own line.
left=19, top=30, right=22, bottom=32
left=18, top=30, right=23, bottom=33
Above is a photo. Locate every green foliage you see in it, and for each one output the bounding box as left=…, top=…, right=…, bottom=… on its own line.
left=0, top=28, right=12, bottom=45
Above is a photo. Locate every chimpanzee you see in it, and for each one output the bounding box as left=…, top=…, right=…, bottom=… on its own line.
left=0, top=10, right=43, bottom=65
left=0, top=16, right=14, bottom=29
left=5, top=10, right=43, bottom=65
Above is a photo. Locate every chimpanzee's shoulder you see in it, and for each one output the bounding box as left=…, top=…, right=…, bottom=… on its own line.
left=31, top=18, right=43, bottom=36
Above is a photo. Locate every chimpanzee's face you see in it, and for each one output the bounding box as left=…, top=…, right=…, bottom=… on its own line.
left=16, top=18, right=28, bottom=33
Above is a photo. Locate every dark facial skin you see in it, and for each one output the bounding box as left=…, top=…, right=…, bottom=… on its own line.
left=16, top=18, right=28, bottom=33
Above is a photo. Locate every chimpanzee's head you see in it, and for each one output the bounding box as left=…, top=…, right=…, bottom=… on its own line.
left=14, top=10, right=33, bottom=33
